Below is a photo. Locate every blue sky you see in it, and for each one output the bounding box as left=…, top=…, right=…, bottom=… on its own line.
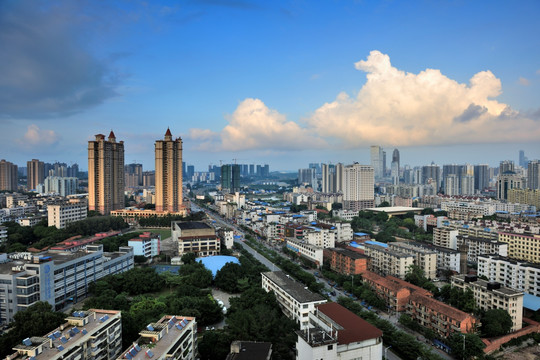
left=1, top=0, right=539, bottom=172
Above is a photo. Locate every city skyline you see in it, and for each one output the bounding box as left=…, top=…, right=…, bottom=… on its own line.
left=1, top=1, right=540, bottom=171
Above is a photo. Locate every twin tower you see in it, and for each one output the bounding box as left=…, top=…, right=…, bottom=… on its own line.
left=88, top=129, right=183, bottom=215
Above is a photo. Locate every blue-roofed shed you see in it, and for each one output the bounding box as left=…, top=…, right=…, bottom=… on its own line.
left=354, top=232, right=369, bottom=236
left=196, top=255, right=240, bottom=277
left=365, top=240, right=388, bottom=248
left=523, top=293, right=540, bottom=311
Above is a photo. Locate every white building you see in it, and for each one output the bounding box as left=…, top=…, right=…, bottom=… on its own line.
left=47, top=201, right=87, bottom=229
left=285, top=238, right=324, bottom=266
left=364, top=243, right=414, bottom=279
left=342, top=163, right=375, bottom=211
left=261, top=271, right=326, bottom=330
left=478, top=254, right=540, bottom=297
left=0, top=226, right=7, bottom=244
left=296, top=302, right=383, bottom=360
left=218, top=228, right=235, bottom=249
left=456, top=235, right=508, bottom=263
left=334, top=209, right=358, bottom=221
left=128, top=232, right=161, bottom=258
left=39, top=176, right=79, bottom=197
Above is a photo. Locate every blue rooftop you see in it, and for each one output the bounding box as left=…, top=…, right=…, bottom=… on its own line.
left=196, top=255, right=240, bottom=278
left=365, top=240, right=388, bottom=248
left=354, top=232, right=369, bottom=236
left=523, top=293, right=540, bottom=311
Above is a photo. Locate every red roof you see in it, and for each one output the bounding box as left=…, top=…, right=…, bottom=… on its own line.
left=108, top=130, right=116, bottom=138
left=316, top=302, right=382, bottom=344
left=165, top=128, right=172, bottom=136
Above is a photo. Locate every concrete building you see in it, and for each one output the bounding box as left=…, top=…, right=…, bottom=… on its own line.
left=391, top=148, right=400, bottom=185
left=364, top=243, right=414, bottom=279
left=433, top=227, right=459, bottom=249
left=370, top=145, right=384, bottom=179
left=456, top=235, right=507, bottom=263
left=261, top=271, right=326, bottom=330
left=117, top=315, right=197, bottom=360
left=47, top=200, right=88, bottom=229
left=298, top=168, right=316, bottom=188
left=40, top=176, right=79, bottom=197
left=6, top=309, right=122, bottom=360
left=388, top=242, right=437, bottom=279
left=0, top=226, right=7, bottom=244
left=155, top=129, right=184, bottom=213
left=172, top=221, right=220, bottom=257
left=342, top=163, right=374, bottom=211
left=217, top=228, right=234, bottom=250
left=27, top=159, right=44, bottom=191
left=226, top=341, right=272, bottom=360
left=285, top=238, right=324, bottom=266
left=474, top=164, right=489, bottom=192
left=128, top=232, right=161, bottom=258
left=323, top=247, right=369, bottom=275
left=451, top=274, right=523, bottom=332
left=88, top=131, right=125, bottom=215
left=528, top=160, right=540, bottom=190
left=125, top=163, right=143, bottom=188
left=507, top=188, right=540, bottom=208
left=497, top=171, right=524, bottom=200
left=296, top=302, right=383, bottom=360
left=0, top=247, right=133, bottom=324
left=0, top=159, right=18, bottom=191
left=478, top=255, right=540, bottom=298
left=498, top=231, right=540, bottom=263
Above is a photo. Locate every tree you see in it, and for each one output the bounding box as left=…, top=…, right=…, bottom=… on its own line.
left=181, top=252, right=196, bottom=264
left=405, top=265, right=427, bottom=287
left=448, top=333, right=485, bottom=360
left=198, top=330, right=234, bottom=360
left=377, top=201, right=391, bottom=207
left=481, top=309, right=513, bottom=337
left=214, top=262, right=245, bottom=293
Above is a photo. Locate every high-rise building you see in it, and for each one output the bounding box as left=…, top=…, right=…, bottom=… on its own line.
left=444, top=174, right=460, bottom=196
left=143, top=171, right=155, bottom=187
left=249, top=164, right=255, bottom=176
left=221, top=164, right=241, bottom=193
left=67, top=163, right=79, bottom=178
left=421, top=163, right=440, bottom=189
left=519, top=150, right=528, bottom=168
left=474, top=164, right=489, bottom=192
left=370, top=145, right=384, bottom=179
left=391, top=149, right=400, bottom=185
left=186, top=165, right=195, bottom=180
left=497, top=172, right=523, bottom=200
left=155, top=128, right=183, bottom=213
left=298, top=168, right=316, bottom=187
left=342, top=163, right=374, bottom=211
left=125, top=163, right=143, bottom=188
left=528, top=160, right=540, bottom=190
left=27, top=159, right=44, bottom=190
left=382, top=150, right=387, bottom=177
left=0, top=159, right=18, bottom=191
left=88, top=131, right=125, bottom=215
left=499, top=160, right=515, bottom=175
left=460, top=174, right=475, bottom=195
left=321, top=163, right=344, bottom=193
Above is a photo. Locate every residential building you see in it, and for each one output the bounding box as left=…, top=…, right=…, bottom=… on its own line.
left=0, top=246, right=133, bottom=324
left=47, top=200, right=87, bottom=229
left=478, top=254, right=540, bottom=297
left=497, top=171, right=524, bottom=200
left=217, top=228, right=235, bottom=249
left=226, top=341, right=272, bottom=360
left=125, top=163, right=143, bottom=188
left=321, top=163, right=344, bottom=193
left=451, top=275, right=523, bottom=332
left=474, top=164, right=489, bottom=192
left=261, top=271, right=326, bottom=330
left=172, top=221, right=220, bottom=257
left=128, top=232, right=161, bottom=258
left=0, top=159, right=18, bottom=191
left=528, top=160, right=540, bottom=190
left=39, top=176, right=79, bottom=196
left=221, top=164, right=241, bottom=193
left=364, top=243, right=414, bottom=279
left=88, top=131, right=125, bottom=215
left=370, top=145, right=384, bottom=179
left=0, top=226, right=7, bottom=244
left=334, top=209, right=358, bottom=221
left=388, top=242, right=437, bottom=279
left=507, top=188, right=540, bottom=208
left=6, top=309, right=122, bottom=360
left=456, top=235, right=507, bottom=263
left=323, top=247, right=369, bottom=275
left=498, top=231, right=540, bottom=263
left=342, top=163, right=374, bottom=211
left=404, top=242, right=461, bottom=273
left=421, top=163, right=441, bottom=189
left=433, top=228, right=459, bottom=249
left=285, top=238, right=324, bottom=266
left=298, top=168, right=316, bottom=188
left=117, top=315, right=197, bottom=360
left=27, top=159, right=44, bottom=191
left=155, top=129, right=184, bottom=213
left=296, top=302, right=383, bottom=360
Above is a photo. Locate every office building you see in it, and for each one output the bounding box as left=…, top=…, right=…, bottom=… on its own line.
left=128, top=232, right=161, bottom=258
left=370, top=145, right=384, bottom=179
left=296, top=302, right=383, bottom=360
left=27, top=159, right=44, bottom=190
left=451, top=275, right=523, bottom=332
left=117, top=315, right=197, bottom=360
left=519, top=150, right=528, bottom=168
left=155, top=129, right=184, bottom=213
left=6, top=309, right=122, bottom=360
left=391, top=148, right=400, bottom=185
left=172, top=221, right=220, bottom=257
left=88, top=131, right=125, bottom=215
left=261, top=271, right=326, bottom=330
left=497, top=171, right=524, bottom=200
left=48, top=200, right=88, bottom=229
left=342, top=163, right=374, bottom=211
left=221, top=164, right=241, bottom=193
left=125, top=163, right=143, bottom=188
left=0, top=159, right=18, bottom=191
left=528, top=160, right=540, bottom=190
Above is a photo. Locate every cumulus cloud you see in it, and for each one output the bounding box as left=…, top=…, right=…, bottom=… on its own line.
left=17, top=125, right=60, bottom=148
left=0, top=2, right=121, bottom=119
left=519, top=77, right=530, bottom=86
left=307, top=50, right=540, bottom=147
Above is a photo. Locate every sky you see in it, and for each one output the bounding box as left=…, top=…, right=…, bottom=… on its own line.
left=1, top=0, right=539, bottom=172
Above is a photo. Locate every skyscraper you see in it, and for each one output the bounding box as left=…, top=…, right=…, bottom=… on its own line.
left=421, top=163, right=441, bottom=190
left=125, top=163, right=143, bottom=188
left=222, top=164, right=241, bottom=193
left=27, top=159, right=44, bottom=190
left=342, top=163, right=374, bottom=211
left=499, top=160, right=515, bottom=175
left=391, top=149, right=400, bottom=185
left=519, top=150, right=528, bottom=168
left=155, top=128, right=183, bottom=212
left=528, top=160, right=540, bottom=190
left=88, top=131, right=125, bottom=215
left=370, top=145, right=384, bottom=179
left=474, top=164, right=489, bottom=192
left=0, top=160, right=18, bottom=191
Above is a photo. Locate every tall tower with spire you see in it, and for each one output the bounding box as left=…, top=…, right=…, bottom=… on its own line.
left=155, top=128, right=184, bottom=212
left=88, top=131, right=125, bottom=214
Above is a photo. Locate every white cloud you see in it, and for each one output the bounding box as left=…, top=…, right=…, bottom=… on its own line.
left=307, top=50, right=540, bottom=147
left=519, top=77, right=530, bottom=86
left=17, top=124, right=59, bottom=148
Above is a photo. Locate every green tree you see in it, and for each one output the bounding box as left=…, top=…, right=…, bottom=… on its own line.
left=481, top=309, right=513, bottom=337
left=198, top=330, right=234, bottom=360
left=214, top=262, right=245, bottom=293
left=377, top=201, right=391, bottom=207
left=405, top=265, right=427, bottom=287
left=448, top=333, right=485, bottom=360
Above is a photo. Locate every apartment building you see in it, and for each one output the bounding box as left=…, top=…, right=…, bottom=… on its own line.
left=318, top=219, right=354, bottom=242
left=303, top=226, right=336, bottom=248
left=334, top=209, right=359, bottom=221
left=388, top=242, right=437, bottom=279
left=323, top=247, right=369, bottom=275
left=296, top=302, right=383, bottom=360
left=0, top=246, right=133, bottom=324
left=7, top=309, right=122, bottom=360
left=285, top=238, right=324, bottom=266
left=155, top=129, right=185, bottom=213
left=478, top=254, right=540, bottom=297
left=498, top=232, right=540, bottom=263
left=128, top=232, right=161, bottom=258
left=456, top=235, right=507, bottom=263
left=433, top=227, right=459, bottom=249
left=0, top=226, right=7, bottom=244
left=217, top=228, right=234, bottom=250
left=364, top=243, right=414, bottom=279
left=172, top=221, right=220, bottom=257
left=117, top=315, right=197, bottom=360
left=47, top=200, right=88, bottom=229
left=451, top=275, right=523, bottom=332
left=394, top=241, right=461, bottom=273
left=261, top=271, right=326, bottom=330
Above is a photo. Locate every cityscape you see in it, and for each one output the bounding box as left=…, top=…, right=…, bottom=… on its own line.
left=1, top=1, right=540, bottom=360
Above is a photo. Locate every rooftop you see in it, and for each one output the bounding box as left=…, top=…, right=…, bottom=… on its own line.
left=328, top=247, right=368, bottom=260
left=262, top=271, right=326, bottom=303
left=409, top=293, right=472, bottom=322
left=174, top=221, right=212, bottom=230
left=365, top=206, right=423, bottom=214
left=226, top=341, right=272, bottom=360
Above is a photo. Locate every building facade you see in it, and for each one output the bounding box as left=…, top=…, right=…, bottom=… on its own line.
left=342, top=163, right=374, bottom=211
left=155, top=129, right=184, bottom=213
left=0, top=159, right=18, bottom=191
left=478, top=254, right=540, bottom=297
left=172, top=221, right=220, bottom=257
left=128, top=232, right=161, bottom=258
left=364, top=243, right=414, bottom=279
left=27, top=159, right=44, bottom=191
left=47, top=200, right=88, bottom=229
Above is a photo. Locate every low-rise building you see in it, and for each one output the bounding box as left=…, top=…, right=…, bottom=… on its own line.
left=388, top=242, right=437, bottom=279
left=433, top=228, right=459, bottom=249
left=47, top=200, right=87, bottom=229
left=218, top=228, right=235, bottom=250
left=6, top=309, right=122, bottom=360
left=172, top=221, right=220, bottom=257
left=117, top=315, right=197, bottom=359
left=498, top=231, right=540, bottom=263
left=261, top=271, right=326, bottom=330
left=364, top=243, right=414, bottom=279
left=285, top=238, right=324, bottom=266
left=478, top=254, right=540, bottom=297
left=323, top=247, right=369, bottom=275
left=296, top=302, right=383, bottom=360
left=128, top=232, right=161, bottom=258
left=456, top=235, right=507, bottom=263
left=451, top=274, right=523, bottom=332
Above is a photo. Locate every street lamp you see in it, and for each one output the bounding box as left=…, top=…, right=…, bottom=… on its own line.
left=384, top=345, right=392, bottom=359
